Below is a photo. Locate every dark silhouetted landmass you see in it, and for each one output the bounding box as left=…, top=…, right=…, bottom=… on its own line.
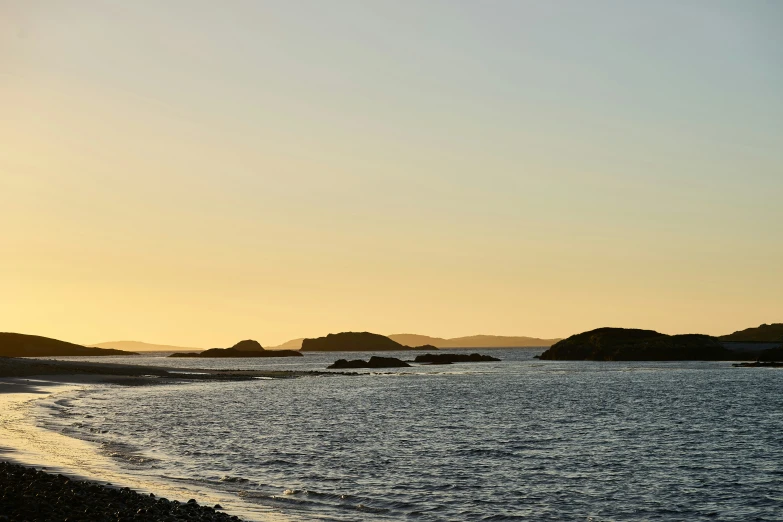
left=752, top=346, right=783, bottom=362
left=167, top=340, right=301, bottom=358
left=230, top=339, right=264, bottom=352
left=720, top=323, right=783, bottom=343
left=537, top=328, right=735, bottom=361
left=414, top=353, right=501, bottom=364
left=89, top=341, right=201, bottom=352
left=327, top=356, right=410, bottom=369
left=0, top=333, right=136, bottom=357
left=0, top=357, right=345, bottom=380
left=388, top=334, right=560, bottom=348
left=301, top=332, right=407, bottom=352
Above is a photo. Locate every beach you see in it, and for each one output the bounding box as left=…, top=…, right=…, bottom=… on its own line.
left=0, top=357, right=331, bottom=522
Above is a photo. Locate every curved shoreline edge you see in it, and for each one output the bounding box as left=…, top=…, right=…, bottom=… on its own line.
left=0, top=378, right=252, bottom=520
left=0, top=358, right=338, bottom=522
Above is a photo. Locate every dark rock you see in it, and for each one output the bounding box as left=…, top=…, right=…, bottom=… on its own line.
left=0, top=461, right=246, bottom=521
left=414, top=353, right=500, bottom=364
left=327, top=356, right=411, bottom=369
left=230, top=340, right=264, bottom=352
left=302, top=332, right=407, bottom=352
left=733, top=361, right=783, bottom=367
left=413, top=344, right=438, bottom=351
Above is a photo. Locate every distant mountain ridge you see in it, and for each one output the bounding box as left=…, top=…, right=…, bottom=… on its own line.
left=2, top=333, right=136, bottom=357
left=169, top=339, right=301, bottom=358
left=266, top=338, right=306, bottom=350
left=90, top=341, right=201, bottom=352
left=388, top=334, right=560, bottom=348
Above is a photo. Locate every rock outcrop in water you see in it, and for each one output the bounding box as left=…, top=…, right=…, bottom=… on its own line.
left=0, top=332, right=137, bottom=357
left=414, top=353, right=501, bottom=364
left=168, top=340, right=302, bottom=358
left=537, top=328, right=735, bottom=361
left=301, top=332, right=408, bottom=352
left=327, top=356, right=411, bottom=369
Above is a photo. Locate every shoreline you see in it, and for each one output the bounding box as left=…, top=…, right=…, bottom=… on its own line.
left=0, top=358, right=327, bottom=522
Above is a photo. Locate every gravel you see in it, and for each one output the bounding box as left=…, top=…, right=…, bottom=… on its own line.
left=0, top=462, right=246, bottom=522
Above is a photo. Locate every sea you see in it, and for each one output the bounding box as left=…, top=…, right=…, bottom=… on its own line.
left=26, top=349, right=783, bottom=521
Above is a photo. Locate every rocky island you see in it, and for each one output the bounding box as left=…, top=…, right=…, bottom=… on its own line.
left=169, top=340, right=302, bottom=358
left=414, top=353, right=501, bottom=364
left=0, top=332, right=137, bottom=357
left=301, top=332, right=427, bottom=352
left=536, top=328, right=736, bottom=361
left=327, top=356, right=411, bottom=369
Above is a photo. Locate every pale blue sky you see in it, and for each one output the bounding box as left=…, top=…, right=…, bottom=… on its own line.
left=1, top=1, right=781, bottom=345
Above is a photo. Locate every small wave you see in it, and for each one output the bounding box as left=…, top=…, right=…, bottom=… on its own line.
left=101, top=442, right=160, bottom=466
left=220, top=475, right=250, bottom=483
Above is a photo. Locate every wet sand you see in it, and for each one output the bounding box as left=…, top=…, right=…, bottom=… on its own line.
left=0, top=356, right=344, bottom=381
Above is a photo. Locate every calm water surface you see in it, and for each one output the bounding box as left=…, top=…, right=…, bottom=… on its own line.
left=34, top=350, right=783, bottom=521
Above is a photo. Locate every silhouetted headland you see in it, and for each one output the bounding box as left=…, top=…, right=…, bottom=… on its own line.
left=168, top=339, right=302, bottom=358
left=536, top=328, right=737, bottom=361
left=0, top=333, right=137, bottom=357
left=327, top=356, right=411, bottom=369
left=414, top=353, right=501, bottom=364
left=720, top=323, right=783, bottom=343
left=301, top=332, right=426, bottom=352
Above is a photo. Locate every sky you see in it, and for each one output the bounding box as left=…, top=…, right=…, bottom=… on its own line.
left=1, top=1, right=782, bottom=347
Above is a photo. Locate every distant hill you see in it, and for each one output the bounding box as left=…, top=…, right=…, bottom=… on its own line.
left=1, top=333, right=137, bottom=357
left=301, top=332, right=409, bottom=352
left=388, top=334, right=560, bottom=348
left=537, top=328, right=734, bottom=361
left=720, top=323, right=783, bottom=343
left=266, top=338, right=305, bottom=350
left=90, top=341, right=201, bottom=352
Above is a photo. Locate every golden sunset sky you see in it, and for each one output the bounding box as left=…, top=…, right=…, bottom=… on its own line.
left=2, top=1, right=781, bottom=347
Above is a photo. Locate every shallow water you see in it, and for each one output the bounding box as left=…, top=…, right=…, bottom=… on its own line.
left=32, top=350, right=783, bottom=521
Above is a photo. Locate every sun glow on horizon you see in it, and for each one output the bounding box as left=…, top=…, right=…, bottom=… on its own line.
left=1, top=1, right=781, bottom=347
